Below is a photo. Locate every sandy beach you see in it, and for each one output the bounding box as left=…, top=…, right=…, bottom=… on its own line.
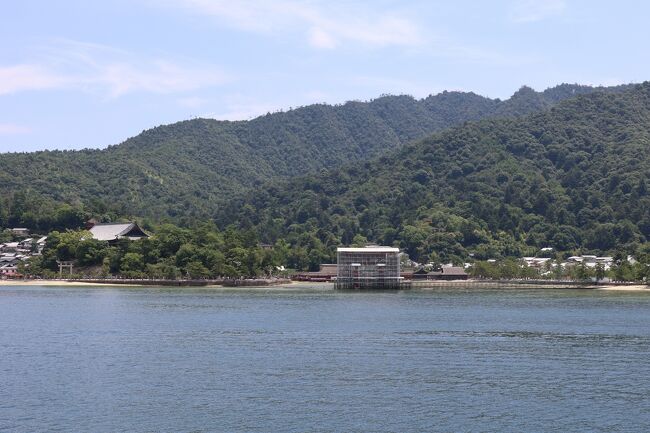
left=0, top=279, right=131, bottom=287
left=595, top=285, right=650, bottom=291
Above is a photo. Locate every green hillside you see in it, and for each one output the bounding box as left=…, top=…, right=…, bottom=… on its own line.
left=218, top=83, right=650, bottom=264
left=0, top=83, right=625, bottom=230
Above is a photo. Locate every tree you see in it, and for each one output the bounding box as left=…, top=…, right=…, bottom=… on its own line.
left=594, top=263, right=606, bottom=282
left=613, top=261, right=635, bottom=281
left=146, top=258, right=180, bottom=280
left=120, top=253, right=144, bottom=276
left=185, top=260, right=210, bottom=279
left=75, top=239, right=108, bottom=266
left=574, top=263, right=593, bottom=282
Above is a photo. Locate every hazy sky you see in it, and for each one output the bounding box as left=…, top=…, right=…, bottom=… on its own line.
left=1, top=0, right=648, bottom=152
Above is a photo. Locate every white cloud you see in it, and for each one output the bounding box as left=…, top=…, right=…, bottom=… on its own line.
left=95, top=60, right=227, bottom=98
left=0, top=64, right=68, bottom=95
left=166, top=0, right=423, bottom=49
left=0, top=123, right=31, bottom=135
left=0, top=40, right=228, bottom=98
left=509, top=0, right=566, bottom=23
left=309, top=27, right=337, bottom=49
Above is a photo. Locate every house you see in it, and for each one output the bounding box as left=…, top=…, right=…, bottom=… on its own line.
left=18, top=238, right=34, bottom=250
left=416, top=266, right=469, bottom=281
left=412, top=268, right=430, bottom=280
left=565, top=255, right=614, bottom=270
left=0, top=254, right=25, bottom=278
left=0, top=242, right=19, bottom=253
left=0, top=264, right=20, bottom=277
left=10, top=228, right=29, bottom=236
left=87, top=222, right=149, bottom=243
left=336, top=246, right=401, bottom=289
left=438, top=266, right=469, bottom=280
left=522, top=257, right=552, bottom=268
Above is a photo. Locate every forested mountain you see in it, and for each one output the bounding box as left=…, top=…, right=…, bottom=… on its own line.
left=0, top=83, right=627, bottom=230
left=218, top=83, right=650, bottom=265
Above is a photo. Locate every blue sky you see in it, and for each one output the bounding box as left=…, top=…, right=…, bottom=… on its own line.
left=1, top=0, right=649, bottom=152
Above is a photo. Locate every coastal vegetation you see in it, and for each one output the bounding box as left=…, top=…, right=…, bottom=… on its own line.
left=469, top=253, right=650, bottom=282
left=13, top=225, right=649, bottom=282
left=21, top=224, right=293, bottom=279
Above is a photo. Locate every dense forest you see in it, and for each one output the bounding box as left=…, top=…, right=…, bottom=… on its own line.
left=0, top=83, right=628, bottom=228
left=218, top=83, right=650, bottom=265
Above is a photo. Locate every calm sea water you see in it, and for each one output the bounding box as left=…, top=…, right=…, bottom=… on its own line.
left=1, top=284, right=650, bottom=432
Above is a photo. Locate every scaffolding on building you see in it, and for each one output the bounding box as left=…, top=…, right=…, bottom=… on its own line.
left=335, top=246, right=402, bottom=289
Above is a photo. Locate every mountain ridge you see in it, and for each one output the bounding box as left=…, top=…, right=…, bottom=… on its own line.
left=0, top=82, right=634, bottom=231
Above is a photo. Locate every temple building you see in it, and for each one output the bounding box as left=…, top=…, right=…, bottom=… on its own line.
left=87, top=222, right=149, bottom=243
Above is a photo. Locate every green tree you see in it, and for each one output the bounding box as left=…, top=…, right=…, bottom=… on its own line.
left=120, top=252, right=144, bottom=276
left=75, top=239, right=108, bottom=266
left=185, top=260, right=211, bottom=279
left=594, top=263, right=606, bottom=282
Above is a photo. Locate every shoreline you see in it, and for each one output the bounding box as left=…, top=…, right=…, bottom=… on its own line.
left=0, top=278, right=292, bottom=288
left=0, top=279, right=316, bottom=289
left=1, top=279, right=648, bottom=291
left=0, top=280, right=129, bottom=287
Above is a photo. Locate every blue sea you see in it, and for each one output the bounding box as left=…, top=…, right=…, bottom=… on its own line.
left=1, top=284, right=649, bottom=432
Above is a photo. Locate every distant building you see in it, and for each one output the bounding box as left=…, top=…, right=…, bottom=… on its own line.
left=18, top=238, right=34, bottom=250
left=293, top=264, right=338, bottom=282
left=0, top=253, right=26, bottom=278
left=437, top=266, right=469, bottom=280
left=10, top=228, right=29, bottom=236
left=412, top=266, right=469, bottom=281
left=0, top=242, right=19, bottom=253
left=565, top=255, right=614, bottom=270
left=522, top=257, right=552, bottom=268
left=412, top=268, right=430, bottom=280
left=88, top=222, right=149, bottom=243
left=336, top=246, right=401, bottom=289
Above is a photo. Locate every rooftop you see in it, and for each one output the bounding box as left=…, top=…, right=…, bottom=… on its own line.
left=89, top=222, right=148, bottom=241
left=337, top=246, right=399, bottom=253
left=441, top=266, right=468, bottom=275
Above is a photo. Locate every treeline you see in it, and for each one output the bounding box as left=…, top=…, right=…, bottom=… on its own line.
left=470, top=253, right=650, bottom=282
left=22, top=223, right=335, bottom=279
left=22, top=224, right=650, bottom=281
